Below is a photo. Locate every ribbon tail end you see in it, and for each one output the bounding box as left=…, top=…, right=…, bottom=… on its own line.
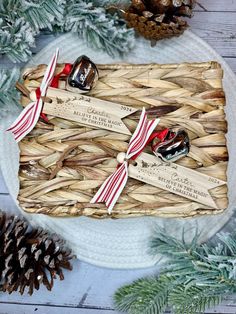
left=107, top=205, right=114, bottom=215
left=90, top=197, right=96, bottom=204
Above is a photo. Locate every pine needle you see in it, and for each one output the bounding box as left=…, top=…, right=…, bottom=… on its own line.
left=0, top=0, right=135, bottom=63
left=0, top=68, right=21, bottom=118
left=114, top=275, right=171, bottom=314
left=114, top=228, right=236, bottom=314
left=64, top=1, right=134, bottom=57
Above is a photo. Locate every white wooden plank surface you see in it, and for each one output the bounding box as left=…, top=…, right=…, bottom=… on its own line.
left=2, top=303, right=236, bottom=314
left=1, top=2, right=236, bottom=313
left=196, top=0, right=236, bottom=11
left=189, top=12, right=236, bottom=56
left=0, top=304, right=117, bottom=314
left=224, top=57, right=236, bottom=73
left=0, top=256, right=155, bottom=310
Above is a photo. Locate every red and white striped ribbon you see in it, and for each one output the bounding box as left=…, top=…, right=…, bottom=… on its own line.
left=91, top=108, right=160, bottom=214
left=6, top=49, right=59, bottom=142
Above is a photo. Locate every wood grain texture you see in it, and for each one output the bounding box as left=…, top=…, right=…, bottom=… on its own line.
left=2, top=303, right=236, bottom=314
left=189, top=12, right=236, bottom=56
left=224, top=57, right=236, bottom=73
left=0, top=304, right=118, bottom=314
left=195, top=0, right=236, bottom=11
left=1, top=2, right=236, bottom=313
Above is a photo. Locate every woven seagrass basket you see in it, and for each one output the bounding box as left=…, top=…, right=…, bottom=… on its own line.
left=18, top=61, right=228, bottom=218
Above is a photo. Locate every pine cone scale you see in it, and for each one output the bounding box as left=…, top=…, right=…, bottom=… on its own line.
left=0, top=211, right=74, bottom=295
left=125, top=0, right=194, bottom=42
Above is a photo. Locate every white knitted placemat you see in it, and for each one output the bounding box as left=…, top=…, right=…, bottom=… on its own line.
left=1, top=30, right=236, bottom=269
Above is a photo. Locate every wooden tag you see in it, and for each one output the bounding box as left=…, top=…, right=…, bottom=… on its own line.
left=129, top=153, right=226, bottom=209
left=42, top=87, right=137, bottom=135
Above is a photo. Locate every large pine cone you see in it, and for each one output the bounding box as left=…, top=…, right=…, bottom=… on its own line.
left=0, top=211, right=74, bottom=295
left=124, top=0, right=195, bottom=42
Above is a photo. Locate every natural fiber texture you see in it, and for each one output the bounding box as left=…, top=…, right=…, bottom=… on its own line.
left=18, top=61, right=228, bottom=218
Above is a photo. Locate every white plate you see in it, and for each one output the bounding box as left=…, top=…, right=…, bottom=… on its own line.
left=1, top=30, right=236, bottom=269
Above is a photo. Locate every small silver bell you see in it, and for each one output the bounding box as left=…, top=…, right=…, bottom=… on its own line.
left=66, top=55, right=98, bottom=93
left=152, top=128, right=190, bottom=162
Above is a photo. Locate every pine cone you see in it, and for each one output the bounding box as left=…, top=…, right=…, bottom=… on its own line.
left=0, top=211, right=74, bottom=295
left=124, top=0, right=195, bottom=42
left=146, top=0, right=195, bottom=17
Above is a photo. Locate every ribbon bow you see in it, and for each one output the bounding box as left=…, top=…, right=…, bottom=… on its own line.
left=91, top=108, right=160, bottom=213
left=7, top=49, right=59, bottom=142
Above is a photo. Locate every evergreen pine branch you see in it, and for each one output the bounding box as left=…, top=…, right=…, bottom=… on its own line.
left=114, top=229, right=236, bottom=314
left=0, top=0, right=64, bottom=62
left=150, top=228, right=191, bottom=257
left=0, top=0, right=134, bottom=63
left=64, top=1, right=135, bottom=57
left=92, top=0, right=130, bottom=7
left=0, top=68, right=21, bottom=118
left=114, top=275, right=172, bottom=314
left=22, top=0, right=65, bottom=31
left=169, top=285, right=223, bottom=314
left=0, top=16, right=35, bottom=63
left=151, top=229, right=236, bottom=290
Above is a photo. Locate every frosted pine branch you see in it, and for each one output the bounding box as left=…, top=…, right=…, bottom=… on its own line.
left=0, top=0, right=134, bottom=63
left=22, top=0, right=65, bottom=31
left=0, top=17, right=35, bottom=63
left=0, top=68, right=21, bottom=118
left=114, top=228, right=236, bottom=314
left=64, top=1, right=135, bottom=57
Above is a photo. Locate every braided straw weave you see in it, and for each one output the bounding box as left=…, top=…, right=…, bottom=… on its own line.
left=18, top=61, right=228, bottom=218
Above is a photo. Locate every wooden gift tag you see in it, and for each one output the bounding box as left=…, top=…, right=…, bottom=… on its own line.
left=41, top=88, right=226, bottom=209
left=129, top=152, right=226, bottom=209
left=41, top=87, right=137, bottom=135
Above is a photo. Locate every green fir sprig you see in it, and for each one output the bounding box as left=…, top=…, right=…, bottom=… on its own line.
left=114, top=228, right=236, bottom=314
left=0, top=68, right=21, bottom=118
left=0, top=0, right=134, bottom=63
left=64, top=1, right=134, bottom=57
left=0, top=0, right=63, bottom=62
